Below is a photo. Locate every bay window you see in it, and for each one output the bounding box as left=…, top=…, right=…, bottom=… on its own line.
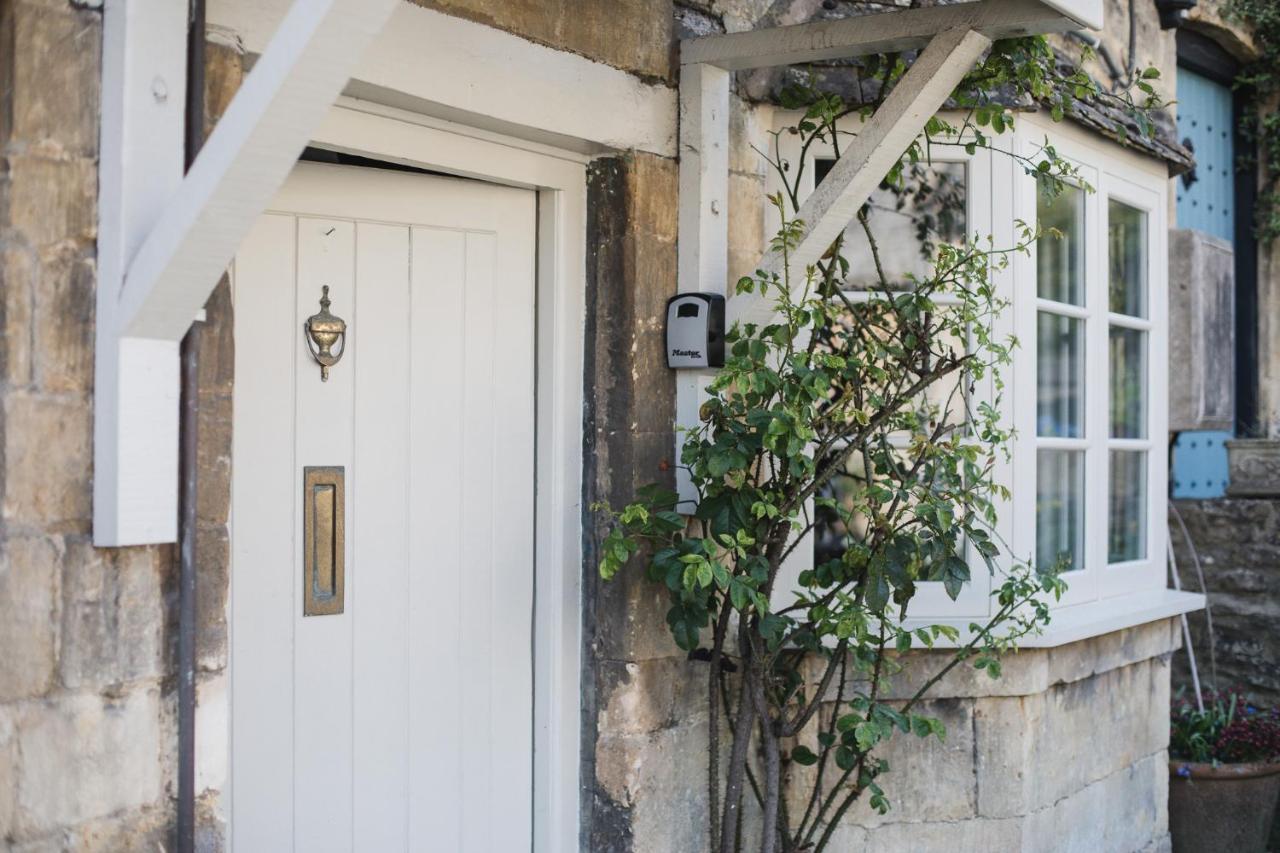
left=771, top=111, right=1195, bottom=639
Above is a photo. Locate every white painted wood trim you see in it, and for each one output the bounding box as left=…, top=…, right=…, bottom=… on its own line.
left=681, top=0, right=1096, bottom=71
left=674, top=62, right=731, bottom=507
left=733, top=26, right=993, bottom=329
left=96, top=0, right=398, bottom=545
left=208, top=0, right=678, bottom=157
left=286, top=103, right=587, bottom=853
left=94, top=0, right=188, bottom=546
left=902, top=589, right=1203, bottom=648
left=118, top=0, right=400, bottom=341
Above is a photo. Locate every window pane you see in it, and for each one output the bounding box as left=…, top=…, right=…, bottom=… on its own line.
left=1109, top=327, right=1147, bottom=438
left=1037, top=181, right=1085, bottom=305
left=1037, top=450, right=1084, bottom=572
left=1108, top=200, right=1147, bottom=318
left=1037, top=312, right=1083, bottom=438
left=818, top=159, right=967, bottom=292
left=1109, top=451, right=1147, bottom=562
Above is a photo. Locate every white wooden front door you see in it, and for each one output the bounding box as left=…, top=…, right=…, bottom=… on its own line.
left=231, top=161, right=537, bottom=851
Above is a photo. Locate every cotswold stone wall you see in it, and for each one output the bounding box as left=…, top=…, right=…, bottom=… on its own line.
left=802, top=619, right=1179, bottom=852
left=0, top=2, right=239, bottom=847
left=579, top=117, right=767, bottom=853
left=0, top=1, right=175, bottom=848
left=1171, top=499, right=1280, bottom=705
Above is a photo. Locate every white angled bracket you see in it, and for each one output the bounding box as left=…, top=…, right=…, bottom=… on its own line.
left=96, top=0, right=398, bottom=545
left=673, top=0, right=1102, bottom=507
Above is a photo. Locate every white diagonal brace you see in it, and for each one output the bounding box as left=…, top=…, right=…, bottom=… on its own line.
left=732, top=26, right=993, bottom=328
left=681, top=0, right=1095, bottom=71
left=96, top=0, right=397, bottom=546
left=116, top=0, right=399, bottom=341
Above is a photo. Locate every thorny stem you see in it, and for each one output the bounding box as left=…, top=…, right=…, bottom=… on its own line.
left=720, top=623, right=759, bottom=853
left=708, top=599, right=733, bottom=853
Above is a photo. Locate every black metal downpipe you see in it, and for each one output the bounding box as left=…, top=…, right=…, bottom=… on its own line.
left=178, top=0, right=205, bottom=850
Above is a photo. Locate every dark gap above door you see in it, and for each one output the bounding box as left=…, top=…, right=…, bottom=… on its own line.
left=299, top=146, right=480, bottom=183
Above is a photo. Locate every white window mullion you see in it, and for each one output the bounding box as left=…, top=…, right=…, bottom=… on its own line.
left=1082, top=169, right=1108, bottom=605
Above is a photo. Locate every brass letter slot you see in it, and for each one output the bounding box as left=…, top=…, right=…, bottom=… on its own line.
left=303, top=466, right=345, bottom=616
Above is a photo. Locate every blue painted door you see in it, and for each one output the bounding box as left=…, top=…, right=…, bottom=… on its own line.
left=1173, top=67, right=1235, bottom=497
left=1176, top=68, right=1235, bottom=241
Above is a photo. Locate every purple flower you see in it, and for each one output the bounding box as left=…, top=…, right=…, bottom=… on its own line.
left=1176, top=764, right=1192, bottom=778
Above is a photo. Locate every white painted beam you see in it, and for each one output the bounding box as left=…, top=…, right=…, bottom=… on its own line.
left=674, top=63, right=731, bottom=507
left=117, top=0, right=400, bottom=341
left=96, top=0, right=398, bottom=545
left=732, top=26, right=993, bottom=329
left=681, top=0, right=1093, bottom=71
left=95, top=0, right=188, bottom=546
left=208, top=0, right=678, bottom=158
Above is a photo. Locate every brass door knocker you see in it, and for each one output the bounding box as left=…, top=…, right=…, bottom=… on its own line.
left=304, top=286, right=347, bottom=381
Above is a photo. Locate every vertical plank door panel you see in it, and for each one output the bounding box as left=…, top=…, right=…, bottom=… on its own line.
left=293, top=216, right=356, bottom=852
left=231, top=212, right=298, bottom=851
left=352, top=222, right=412, bottom=848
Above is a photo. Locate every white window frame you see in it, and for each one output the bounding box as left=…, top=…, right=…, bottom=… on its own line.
left=769, top=111, right=1007, bottom=620
left=772, top=109, right=1196, bottom=640
left=1011, top=118, right=1169, bottom=610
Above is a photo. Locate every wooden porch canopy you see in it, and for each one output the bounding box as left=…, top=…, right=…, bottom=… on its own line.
left=96, top=0, right=1101, bottom=544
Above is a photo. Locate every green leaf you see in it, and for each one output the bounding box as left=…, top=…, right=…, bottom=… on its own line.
left=791, top=745, right=819, bottom=766
left=943, top=556, right=970, bottom=600
left=854, top=721, right=881, bottom=751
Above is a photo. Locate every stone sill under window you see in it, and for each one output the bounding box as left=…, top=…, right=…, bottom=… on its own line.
left=901, top=588, right=1205, bottom=649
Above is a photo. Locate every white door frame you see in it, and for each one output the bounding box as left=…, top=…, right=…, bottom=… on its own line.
left=231, top=99, right=586, bottom=852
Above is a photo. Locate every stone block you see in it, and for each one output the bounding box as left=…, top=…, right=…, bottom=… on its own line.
left=1046, top=618, right=1180, bottom=686
left=555, top=0, right=674, bottom=83
left=203, top=39, right=246, bottom=142
left=0, top=536, right=58, bottom=702
left=1021, top=752, right=1166, bottom=853
left=729, top=95, right=770, bottom=178
left=840, top=698, right=977, bottom=828
left=591, top=567, right=683, bottom=663
left=861, top=815, right=1023, bottom=852
left=196, top=673, right=228, bottom=797
left=195, top=394, right=232, bottom=528
left=32, top=243, right=94, bottom=394
left=627, top=152, right=678, bottom=244
left=1226, top=439, right=1280, bottom=497
left=2, top=245, right=35, bottom=387
left=7, top=2, right=100, bottom=157
left=197, top=277, right=235, bottom=396
left=597, top=656, right=705, bottom=736
left=976, top=659, right=1163, bottom=818
left=728, top=171, right=765, bottom=284
left=195, top=787, right=227, bottom=853
left=59, top=540, right=166, bottom=690
left=594, top=720, right=709, bottom=853
left=413, top=0, right=674, bottom=82
left=1168, top=229, right=1234, bottom=431
left=15, top=689, right=164, bottom=835
left=1170, top=498, right=1280, bottom=705
left=2, top=392, right=91, bottom=530
left=858, top=647, right=1050, bottom=702
left=5, top=155, right=96, bottom=248
left=196, top=524, right=229, bottom=672
left=63, top=804, right=169, bottom=853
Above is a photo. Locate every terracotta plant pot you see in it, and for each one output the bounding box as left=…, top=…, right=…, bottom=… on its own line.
left=1169, top=760, right=1280, bottom=853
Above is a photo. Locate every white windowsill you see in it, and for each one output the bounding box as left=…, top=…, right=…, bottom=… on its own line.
left=902, top=588, right=1205, bottom=649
